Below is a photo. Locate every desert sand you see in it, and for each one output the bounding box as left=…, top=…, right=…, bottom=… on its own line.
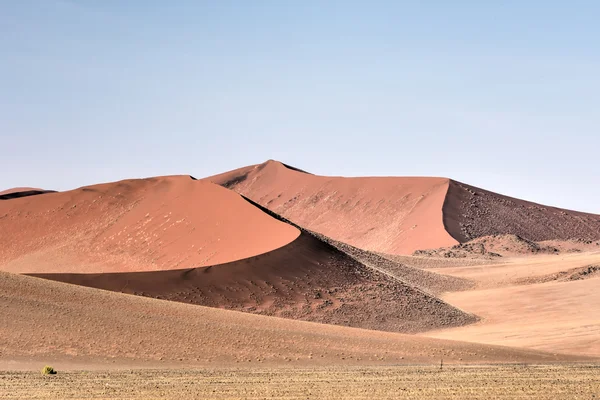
left=0, top=187, right=54, bottom=200
left=2, top=162, right=600, bottom=399
left=208, top=160, right=459, bottom=254
left=0, top=187, right=45, bottom=195
left=424, top=251, right=600, bottom=357
left=30, top=231, right=476, bottom=333
left=208, top=160, right=600, bottom=254
left=0, top=271, right=583, bottom=371
left=0, top=176, right=299, bottom=273
left=3, top=365, right=599, bottom=400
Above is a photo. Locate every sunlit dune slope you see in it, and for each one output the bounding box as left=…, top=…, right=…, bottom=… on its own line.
left=0, top=176, right=299, bottom=273
left=208, top=160, right=600, bottom=254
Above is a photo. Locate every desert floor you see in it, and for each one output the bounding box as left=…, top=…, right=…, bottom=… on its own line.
left=425, top=251, right=600, bottom=357
left=2, top=365, right=599, bottom=400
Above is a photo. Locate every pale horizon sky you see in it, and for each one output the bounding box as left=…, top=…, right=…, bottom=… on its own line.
left=1, top=1, right=599, bottom=212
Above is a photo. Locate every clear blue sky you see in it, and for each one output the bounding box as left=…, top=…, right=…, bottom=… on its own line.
left=1, top=1, right=598, bottom=212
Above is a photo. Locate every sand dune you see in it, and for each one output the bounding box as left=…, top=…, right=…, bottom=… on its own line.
left=424, top=252, right=600, bottom=357
left=443, top=181, right=600, bottom=243
left=4, top=164, right=600, bottom=370
left=208, top=160, right=600, bottom=254
left=1, top=173, right=478, bottom=334
left=208, top=160, right=458, bottom=254
left=0, top=187, right=54, bottom=200
left=427, top=278, right=600, bottom=357
left=0, top=176, right=299, bottom=273
left=31, top=231, right=476, bottom=333
left=427, top=251, right=600, bottom=289
left=0, top=272, right=583, bottom=370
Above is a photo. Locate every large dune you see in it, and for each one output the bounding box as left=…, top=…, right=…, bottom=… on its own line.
left=208, top=160, right=600, bottom=254
left=31, top=231, right=476, bottom=333
left=0, top=271, right=583, bottom=369
left=0, top=176, right=299, bottom=273
left=208, top=160, right=458, bottom=254
left=0, top=174, right=477, bottom=333
left=4, top=164, right=599, bottom=368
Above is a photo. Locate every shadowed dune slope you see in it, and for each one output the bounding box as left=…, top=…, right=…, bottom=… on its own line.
left=0, top=187, right=55, bottom=200
left=0, top=187, right=45, bottom=195
left=0, top=176, right=299, bottom=273
left=443, top=180, right=600, bottom=243
left=208, top=160, right=458, bottom=254
left=208, top=160, right=600, bottom=254
left=0, top=271, right=584, bottom=367
left=31, top=232, right=476, bottom=334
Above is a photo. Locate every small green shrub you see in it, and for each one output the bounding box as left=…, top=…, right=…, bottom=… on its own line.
left=41, top=366, right=56, bottom=375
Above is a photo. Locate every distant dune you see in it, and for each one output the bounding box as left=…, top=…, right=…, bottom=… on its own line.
left=0, top=187, right=45, bottom=195
left=208, top=160, right=457, bottom=254
left=443, top=180, right=600, bottom=243
left=208, top=160, right=600, bottom=254
left=0, top=176, right=299, bottom=273
left=0, top=187, right=55, bottom=200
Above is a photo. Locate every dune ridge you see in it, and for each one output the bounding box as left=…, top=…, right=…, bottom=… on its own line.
left=208, top=160, right=600, bottom=254
left=0, top=175, right=299, bottom=273
left=1, top=173, right=477, bottom=333
left=208, top=160, right=458, bottom=254
left=0, top=187, right=55, bottom=200
left=443, top=180, right=600, bottom=243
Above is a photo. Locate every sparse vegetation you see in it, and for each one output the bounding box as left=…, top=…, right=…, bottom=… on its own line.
left=41, top=366, right=56, bottom=375
left=3, top=365, right=598, bottom=399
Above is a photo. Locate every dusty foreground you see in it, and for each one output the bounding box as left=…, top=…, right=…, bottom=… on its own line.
left=2, top=365, right=599, bottom=399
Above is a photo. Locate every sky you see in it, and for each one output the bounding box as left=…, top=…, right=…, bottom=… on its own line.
left=1, top=1, right=599, bottom=212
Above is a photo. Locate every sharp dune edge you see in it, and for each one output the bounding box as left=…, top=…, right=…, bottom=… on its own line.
left=0, top=187, right=46, bottom=195
left=0, top=187, right=55, bottom=200
left=0, top=176, right=299, bottom=273
left=208, top=160, right=600, bottom=255
left=208, top=160, right=458, bottom=255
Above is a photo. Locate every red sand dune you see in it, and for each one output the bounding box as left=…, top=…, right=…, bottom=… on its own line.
left=32, top=231, right=476, bottom=333
left=208, top=161, right=457, bottom=254
left=0, top=187, right=43, bottom=195
left=208, top=160, right=600, bottom=254
left=443, top=180, right=600, bottom=243
left=0, top=187, right=54, bottom=200
left=0, top=175, right=475, bottom=333
left=0, top=176, right=299, bottom=273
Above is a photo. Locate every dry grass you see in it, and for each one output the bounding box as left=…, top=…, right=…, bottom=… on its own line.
left=1, top=365, right=598, bottom=399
